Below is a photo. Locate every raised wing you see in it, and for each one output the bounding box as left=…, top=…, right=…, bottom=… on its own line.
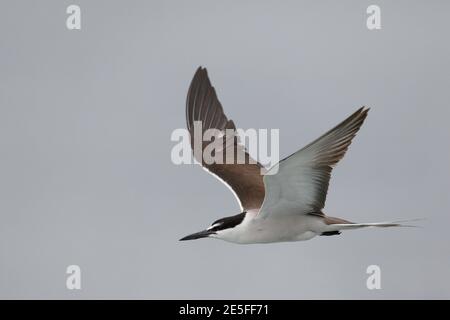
left=186, top=67, right=265, bottom=210
left=258, top=107, right=369, bottom=218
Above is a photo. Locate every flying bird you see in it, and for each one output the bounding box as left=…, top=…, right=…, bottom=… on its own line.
left=180, top=67, right=409, bottom=244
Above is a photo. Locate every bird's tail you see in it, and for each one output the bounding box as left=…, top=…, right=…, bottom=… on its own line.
left=324, top=218, right=424, bottom=232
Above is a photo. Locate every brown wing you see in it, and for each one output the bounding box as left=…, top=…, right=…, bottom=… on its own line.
left=186, top=67, right=265, bottom=210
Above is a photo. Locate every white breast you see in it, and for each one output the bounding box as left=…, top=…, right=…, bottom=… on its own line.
left=212, top=213, right=327, bottom=244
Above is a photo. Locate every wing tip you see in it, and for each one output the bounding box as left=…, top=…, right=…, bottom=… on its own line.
left=346, top=106, right=370, bottom=130
left=187, top=66, right=211, bottom=128
left=359, top=106, right=370, bottom=120
left=190, top=66, right=209, bottom=88
left=194, top=66, right=208, bottom=78
left=354, top=106, right=370, bottom=119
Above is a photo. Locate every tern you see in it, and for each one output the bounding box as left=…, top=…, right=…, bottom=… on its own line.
left=180, top=67, right=410, bottom=244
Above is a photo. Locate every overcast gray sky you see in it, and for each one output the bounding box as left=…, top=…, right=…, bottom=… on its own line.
left=0, top=0, right=449, bottom=299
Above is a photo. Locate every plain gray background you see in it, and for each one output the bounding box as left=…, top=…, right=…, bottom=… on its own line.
left=1, top=0, right=449, bottom=299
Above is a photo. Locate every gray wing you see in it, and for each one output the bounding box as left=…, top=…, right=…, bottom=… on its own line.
left=258, top=107, right=369, bottom=218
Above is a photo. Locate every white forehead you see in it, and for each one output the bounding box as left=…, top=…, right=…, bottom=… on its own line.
left=207, top=222, right=223, bottom=230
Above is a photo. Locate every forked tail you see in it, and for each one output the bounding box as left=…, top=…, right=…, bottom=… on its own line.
left=323, top=217, right=423, bottom=233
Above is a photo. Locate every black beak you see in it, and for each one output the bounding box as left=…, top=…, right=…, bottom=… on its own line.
left=179, top=230, right=214, bottom=241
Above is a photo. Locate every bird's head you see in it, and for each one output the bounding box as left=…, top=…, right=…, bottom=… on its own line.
left=179, top=212, right=246, bottom=241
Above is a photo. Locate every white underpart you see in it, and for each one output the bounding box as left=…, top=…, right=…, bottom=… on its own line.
left=209, top=211, right=415, bottom=244
left=210, top=212, right=328, bottom=244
